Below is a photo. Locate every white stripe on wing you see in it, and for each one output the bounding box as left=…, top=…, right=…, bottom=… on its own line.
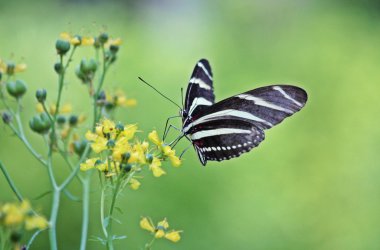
left=273, top=86, right=303, bottom=107
left=237, top=94, right=293, bottom=114
left=183, top=109, right=273, bottom=133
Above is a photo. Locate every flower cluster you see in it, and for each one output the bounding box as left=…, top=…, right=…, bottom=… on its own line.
left=80, top=119, right=181, bottom=188
left=140, top=217, right=182, bottom=243
left=0, top=200, right=48, bottom=230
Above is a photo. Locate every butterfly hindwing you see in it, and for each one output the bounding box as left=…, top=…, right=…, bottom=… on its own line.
left=191, top=119, right=265, bottom=165
left=184, top=59, right=215, bottom=117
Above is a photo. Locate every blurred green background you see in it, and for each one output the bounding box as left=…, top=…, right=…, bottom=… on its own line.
left=1, top=0, right=380, bottom=249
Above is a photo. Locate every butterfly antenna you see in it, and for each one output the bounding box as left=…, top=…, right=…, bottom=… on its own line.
left=138, top=77, right=182, bottom=109
left=181, top=87, right=184, bottom=109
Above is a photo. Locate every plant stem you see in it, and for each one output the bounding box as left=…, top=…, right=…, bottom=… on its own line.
left=49, top=189, right=60, bottom=250
left=59, top=145, right=90, bottom=190
left=0, top=161, right=23, bottom=201
left=106, top=173, right=125, bottom=250
left=26, top=229, right=46, bottom=250
left=79, top=175, right=91, bottom=250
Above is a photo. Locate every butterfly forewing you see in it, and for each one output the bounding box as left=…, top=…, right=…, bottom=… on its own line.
left=184, top=59, right=215, bottom=117
left=181, top=59, right=308, bottom=165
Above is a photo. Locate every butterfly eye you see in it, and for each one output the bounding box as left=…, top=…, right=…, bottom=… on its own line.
left=181, top=109, right=188, bottom=118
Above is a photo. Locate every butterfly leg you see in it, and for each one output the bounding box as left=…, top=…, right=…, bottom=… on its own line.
left=168, top=133, right=184, bottom=148
left=179, top=142, right=193, bottom=159
left=163, top=115, right=181, bottom=140
left=163, top=124, right=181, bottom=141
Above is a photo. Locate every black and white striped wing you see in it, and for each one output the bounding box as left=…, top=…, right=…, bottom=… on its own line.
left=184, top=59, right=215, bottom=117
left=183, top=85, right=307, bottom=165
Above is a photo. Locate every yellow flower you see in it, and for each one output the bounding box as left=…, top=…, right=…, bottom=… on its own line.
left=112, top=137, right=132, bottom=161
left=25, top=215, right=49, bottom=230
left=140, top=217, right=155, bottom=233
left=105, top=37, right=122, bottom=47
left=81, top=36, right=95, bottom=46
left=91, top=136, right=108, bottom=153
left=149, top=157, right=166, bottom=177
left=36, top=103, right=44, bottom=113
left=158, top=218, right=169, bottom=229
left=162, top=145, right=182, bottom=167
left=0, top=60, right=27, bottom=74
left=141, top=141, right=149, bottom=151
left=2, top=203, right=24, bottom=226
left=148, top=130, right=162, bottom=146
left=85, top=130, right=97, bottom=141
left=60, top=32, right=94, bottom=46
left=80, top=158, right=100, bottom=171
left=102, top=119, right=115, bottom=134
left=165, top=230, right=182, bottom=242
left=155, top=229, right=165, bottom=238
left=120, top=124, right=137, bottom=140
left=49, top=103, right=72, bottom=115
left=129, top=178, right=141, bottom=190
left=169, top=155, right=181, bottom=167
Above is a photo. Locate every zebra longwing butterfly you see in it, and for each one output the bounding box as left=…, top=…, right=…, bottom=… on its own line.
left=181, top=59, right=308, bottom=166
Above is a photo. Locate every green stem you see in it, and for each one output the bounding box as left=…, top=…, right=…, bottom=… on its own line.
left=26, top=229, right=46, bottom=250
left=106, top=173, right=126, bottom=250
left=145, top=236, right=156, bottom=250
left=58, top=148, right=84, bottom=183
left=59, top=144, right=90, bottom=190
left=92, top=46, right=109, bottom=130
left=100, top=184, right=108, bottom=239
left=0, top=160, right=23, bottom=201
left=49, top=190, right=60, bottom=250
left=79, top=175, right=91, bottom=250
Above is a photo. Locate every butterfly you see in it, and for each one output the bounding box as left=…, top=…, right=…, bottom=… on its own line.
left=179, top=59, right=308, bottom=166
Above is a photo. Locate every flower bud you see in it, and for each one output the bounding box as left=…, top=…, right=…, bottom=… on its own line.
left=29, top=113, right=51, bottom=134
left=110, top=45, right=119, bottom=54
left=75, top=66, right=87, bottom=83
left=98, top=33, right=109, bottom=44
left=145, top=153, right=153, bottom=164
left=122, top=152, right=130, bottom=163
left=73, top=140, right=87, bottom=156
left=54, top=62, right=63, bottom=74
left=80, top=59, right=97, bottom=74
left=35, top=89, right=47, bottom=103
left=69, top=115, right=78, bottom=126
left=96, top=91, right=106, bottom=104
left=93, top=37, right=101, bottom=49
left=106, top=139, right=116, bottom=148
left=56, top=115, right=66, bottom=125
left=10, top=231, right=22, bottom=243
left=115, top=123, right=124, bottom=132
left=121, top=163, right=132, bottom=173
left=105, top=102, right=115, bottom=111
left=2, top=112, right=12, bottom=124
left=6, top=80, right=27, bottom=98
left=6, top=63, right=15, bottom=75
left=55, top=39, right=71, bottom=55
